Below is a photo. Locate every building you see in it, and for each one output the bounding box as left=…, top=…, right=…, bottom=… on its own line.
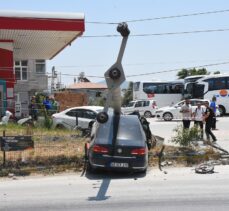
left=0, top=10, right=85, bottom=117
left=67, top=81, right=107, bottom=105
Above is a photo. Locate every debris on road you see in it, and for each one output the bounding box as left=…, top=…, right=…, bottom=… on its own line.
left=195, top=163, right=214, bottom=174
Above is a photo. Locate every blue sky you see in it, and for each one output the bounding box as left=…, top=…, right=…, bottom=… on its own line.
left=1, top=0, right=229, bottom=85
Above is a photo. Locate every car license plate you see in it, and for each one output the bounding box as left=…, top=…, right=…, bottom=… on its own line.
left=110, top=162, right=129, bottom=168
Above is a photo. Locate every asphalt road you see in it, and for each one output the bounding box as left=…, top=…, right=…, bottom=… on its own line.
left=1, top=165, right=229, bottom=211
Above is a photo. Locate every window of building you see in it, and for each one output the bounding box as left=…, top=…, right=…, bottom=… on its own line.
left=14, top=60, right=28, bottom=81
left=35, top=60, right=46, bottom=74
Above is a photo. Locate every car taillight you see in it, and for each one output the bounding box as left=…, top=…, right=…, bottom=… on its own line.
left=93, top=145, right=109, bottom=154
left=131, top=148, right=146, bottom=155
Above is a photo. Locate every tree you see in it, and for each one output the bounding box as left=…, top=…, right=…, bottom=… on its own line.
left=177, top=68, right=209, bottom=79
left=122, top=82, right=133, bottom=106
left=177, top=69, right=189, bottom=79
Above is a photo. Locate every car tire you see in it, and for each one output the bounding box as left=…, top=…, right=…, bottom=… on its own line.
left=163, top=112, right=173, bottom=121
left=56, top=124, right=65, bottom=129
left=218, top=105, right=226, bottom=116
left=144, top=111, right=152, bottom=118
left=87, top=162, right=96, bottom=173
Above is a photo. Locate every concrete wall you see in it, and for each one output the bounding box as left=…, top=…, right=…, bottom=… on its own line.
left=14, top=59, right=48, bottom=117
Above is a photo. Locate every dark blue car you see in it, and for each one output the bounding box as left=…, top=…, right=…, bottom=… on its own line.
left=87, top=114, right=148, bottom=173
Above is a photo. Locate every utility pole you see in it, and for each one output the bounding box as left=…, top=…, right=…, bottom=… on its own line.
left=51, top=66, right=55, bottom=94
left=51, top=66, right=58, bottom=93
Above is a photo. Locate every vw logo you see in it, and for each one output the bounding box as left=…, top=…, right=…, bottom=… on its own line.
left=117, top=148, right=122, bottom=153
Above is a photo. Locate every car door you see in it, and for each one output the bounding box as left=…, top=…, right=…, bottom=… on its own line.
left=64, top=109, right=83, bottom=129
left=134, top=100, right=145, bottom=114
left=122, top=101, right=135, bottom=114
left=78, top=109, right=97, bottom=129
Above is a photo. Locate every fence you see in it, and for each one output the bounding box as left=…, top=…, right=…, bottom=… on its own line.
left=0, top=131, right=86, bottom=171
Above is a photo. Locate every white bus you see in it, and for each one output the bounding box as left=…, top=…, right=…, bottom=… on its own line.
left=184, top=74, right=229, bottom=115
left=133, top=80, right=184, bottom=108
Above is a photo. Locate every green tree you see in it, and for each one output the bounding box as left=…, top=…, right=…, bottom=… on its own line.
left=122, top=82, right=133, bottom=106
left=177, top=68, right=209, bottom=79
left=177, top=69, right=189, bottom=79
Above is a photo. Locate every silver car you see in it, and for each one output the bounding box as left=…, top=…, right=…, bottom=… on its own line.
left=51, top=106, right=103, bottom=130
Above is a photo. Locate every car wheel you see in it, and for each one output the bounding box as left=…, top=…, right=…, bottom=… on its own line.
left=144, top=111, right=152, bottom=118
left=163, top=112, right=173, bottom=121
left=56, top=124, right=65, bottom=129
left=87, top=162, right=96, bottom=173
left=218, top=105, right=226, bottom=116
left=22, top=120, right=34, bottom=127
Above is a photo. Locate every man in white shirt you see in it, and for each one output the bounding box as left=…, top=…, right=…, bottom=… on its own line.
left=180, top=98, right=192, bottom=129
left=193, top=102, right=205, bottom=139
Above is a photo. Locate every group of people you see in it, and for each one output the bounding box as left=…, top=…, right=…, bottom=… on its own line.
left=29, top=95, right=59, bottom=120
left=180, top=97, right=217, bottom=143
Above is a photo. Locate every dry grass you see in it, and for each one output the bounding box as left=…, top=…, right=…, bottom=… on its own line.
left=0, top=124, right=221, bottom=177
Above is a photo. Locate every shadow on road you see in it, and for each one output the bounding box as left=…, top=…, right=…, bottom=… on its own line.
left=86, top=170, right=146, bottom=201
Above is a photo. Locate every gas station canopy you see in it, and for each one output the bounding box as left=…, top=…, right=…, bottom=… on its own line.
left=0, top=10, right=85, bottom=59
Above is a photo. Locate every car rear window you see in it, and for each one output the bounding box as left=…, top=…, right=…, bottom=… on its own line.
left=95, top=115, right=145, bottom=146
left=116, top=117, right=145, bottom=146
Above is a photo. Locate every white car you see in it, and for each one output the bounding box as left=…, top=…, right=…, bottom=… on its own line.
left=155, top=99, right=210, bottom=121
left=52, top=106, right=103, bottom=130
left=122, top=99, right=158, bottom=118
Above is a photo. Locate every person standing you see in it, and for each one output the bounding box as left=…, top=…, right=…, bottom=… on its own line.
left=192, top=102, right=205, bottom=139
left=210, top=96, right=217, bottom=130
left=180, top=98, right=192, bottom=129
left=204, top=101, right=217, bottom=143
left=29, top=96, right=38, bottom=121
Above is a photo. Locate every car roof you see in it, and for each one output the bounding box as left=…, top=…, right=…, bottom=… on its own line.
left=63, top=106, right=103, bottom=112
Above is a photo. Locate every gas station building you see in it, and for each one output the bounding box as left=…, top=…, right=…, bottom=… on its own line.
left=0, top=10, right=85, bottom=117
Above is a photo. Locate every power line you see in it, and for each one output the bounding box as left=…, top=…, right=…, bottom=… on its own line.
left=55, top=58, right=229, bottom=68
left=86, top=9, right=229, bottom=24
left=1, top=8, right=227, bottom=25
left=48, top=61, right=229, bottom=79
left=126, top=61, right=229, bottom=77
left=1, top=61, right=229, bottom=83
left=83, top=28, right=229, bottom=38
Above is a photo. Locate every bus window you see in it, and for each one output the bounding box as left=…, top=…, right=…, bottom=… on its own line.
left=227, top=77, right=229, bottom=89
left=143, top=83, right=168, bottom=94
left=204, top=78, right=214, bottom=91
left=214, top=77, right=226, bottom=90
left=193, top=84, right=204, bottom=98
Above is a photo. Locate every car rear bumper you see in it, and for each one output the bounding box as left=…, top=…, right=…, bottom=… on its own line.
left=89, top=154, right=148, bottom=172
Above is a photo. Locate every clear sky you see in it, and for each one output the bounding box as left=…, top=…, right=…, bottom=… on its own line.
left=1, top=0, right=229, bottom=85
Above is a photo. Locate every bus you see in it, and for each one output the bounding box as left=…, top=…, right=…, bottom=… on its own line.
left=184, top=74, right=229, bottom=115
left=133, top=80, right=184, bottom=108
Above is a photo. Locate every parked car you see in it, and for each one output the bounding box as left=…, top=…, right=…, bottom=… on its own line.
left=122, top=99, right=157, bottom=118
left=87, top=114, right=148, bottom=172
left=51, top=106, right=103, bottom=130
left=155, top=99, right=210, bottom=121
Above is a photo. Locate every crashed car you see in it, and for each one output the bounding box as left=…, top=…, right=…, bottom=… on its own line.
left=86, top=114, right=149, bottom=173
